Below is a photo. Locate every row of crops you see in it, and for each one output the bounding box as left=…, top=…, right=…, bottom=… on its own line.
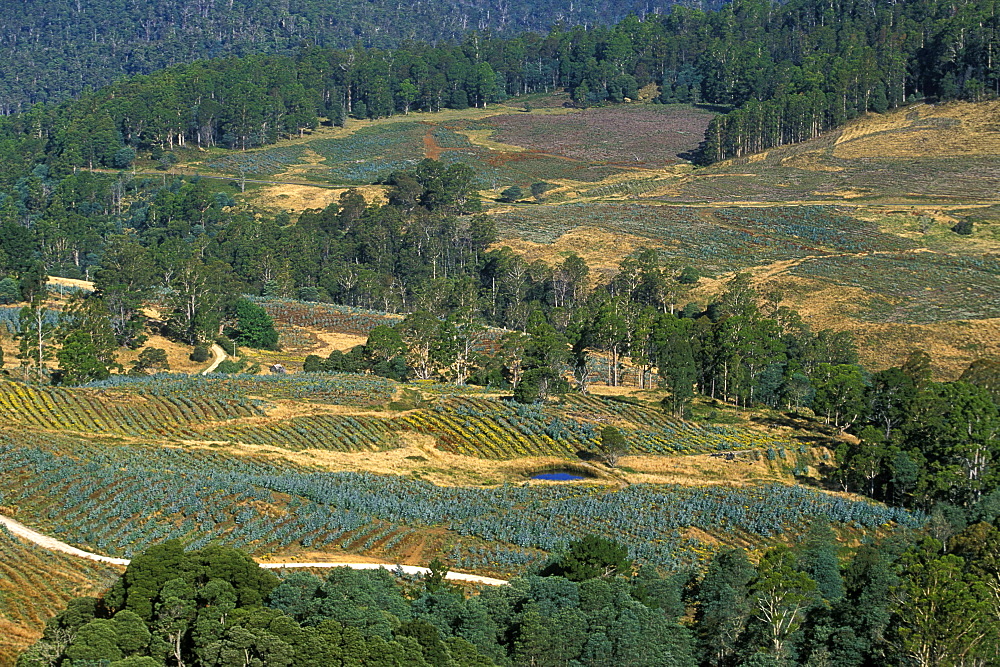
left=397, top=395, right=792, bottom=459
left=201, top=415, right=401, bottom=452
left=251, top=296, right=404, bottom=335
left=0, top=524, right=120, bottom=664
left=207, top=145, right=309, bottom=176
left=790, top=252, right=1000, bottom=323
left=0, top=381, right=261, bottom=437
left=85, top=372, right=397, bottom=407
left=712, top=206, right=920, bottom=254
left=0, top=430, right=922, bottom=571
left=0, top=373, right=792, bottom=459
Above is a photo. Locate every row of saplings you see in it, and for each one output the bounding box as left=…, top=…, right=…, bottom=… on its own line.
left=19, top=520, right=1000, bottom=666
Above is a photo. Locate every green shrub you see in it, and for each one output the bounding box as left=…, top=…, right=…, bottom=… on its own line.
left=952, top=218, right=975, bottom=235
left=190, top=345, right=211, bottom=363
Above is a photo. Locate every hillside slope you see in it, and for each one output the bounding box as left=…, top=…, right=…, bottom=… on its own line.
left=0, top=0, right=712, bottom=111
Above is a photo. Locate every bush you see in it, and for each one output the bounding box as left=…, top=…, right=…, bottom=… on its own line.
left=213, top=359, right=245, bottom=374
left=189, top=345, right=211, bottom=363
left=297, top=286, right=321, bottom=301
left=229, top=298, right=278, bottom=350
left=952, top=218, right=975, bottom=235
left=0, top=277, right=20, bottom=304
left=111, top=147, right=136, bottom=169
left=530, top=182, right=551, bottom=200
left=302, top=354, right=325, bottom=372
left=677, top=266, right=701, bottom=284
left=599, top=425, right=629, bottom=467
left=499, top=185, right=523, bottom=203
left=541, top=535, right=633, bottom=581
left=129, top=348, right=169, bottom=375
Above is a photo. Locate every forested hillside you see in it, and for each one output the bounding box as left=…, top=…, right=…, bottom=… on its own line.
left=19, top=531, right=1000, bottom=666
left=2, top=0, right=999, bottom=171
left=0, top=0, right=711, bottom=111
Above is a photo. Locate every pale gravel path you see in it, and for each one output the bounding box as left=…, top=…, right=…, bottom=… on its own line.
left=0, top=513, right=130, bottom=565
left=0, top=513, right=508, bottom=586
left=201, top=343, right=228, bottom=375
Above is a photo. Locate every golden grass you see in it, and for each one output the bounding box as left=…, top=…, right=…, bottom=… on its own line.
left=253, top=184, right=388, bottom=213
left=45, top=276, right=94, bottom=291
left=492, top=226, right=659, bottom=273
left=726, top=264, right=1000, bottom=379
left=116, top=334, right=208, bottom=374
left=833, top=101, right=1000, bottom=159
left=618, top=451, right=795, bottom=486
left=456, top=129, right=527, bottom=153
left=778, top=151, right=843, bottom=172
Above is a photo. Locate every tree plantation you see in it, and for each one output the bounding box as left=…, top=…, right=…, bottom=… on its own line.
left=16, top=527, right=1000, bottom=666
left=2, top=0, right=1000, bottom=662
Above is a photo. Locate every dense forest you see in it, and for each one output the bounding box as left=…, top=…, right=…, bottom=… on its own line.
left=19, top=526, right=1000, bottom=666
left=2, top=0, right=1000, bottom=165
left=0, top=0, right=716, bottom=111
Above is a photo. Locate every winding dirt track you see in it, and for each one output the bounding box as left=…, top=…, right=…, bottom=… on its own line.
left=201, top=343, right=229, bottom=374
left=0, top=513, right=508, bottom=585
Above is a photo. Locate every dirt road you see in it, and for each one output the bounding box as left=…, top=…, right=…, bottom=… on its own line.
left=0, top=513, right=508, bottom=585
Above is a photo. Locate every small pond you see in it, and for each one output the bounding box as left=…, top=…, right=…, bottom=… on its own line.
left=531, top=470, right=586, bottom=481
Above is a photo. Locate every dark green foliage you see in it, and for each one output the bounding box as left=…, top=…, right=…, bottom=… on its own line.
left=529, top=182, right=551, bottom=201
left=0, top=277, right=20, bottom=304
left=35, top=523, right=1000, bottom=667
left=129, top=348, right=169, bottom=375
left=693, top=548, right=755, bottom=666
left=598, top=425, right=629, bottom=467
left=189, top=345, right=211, bottom=363
left=229, top=298, right=279, bottom=350
left=952, top=218, right=975, bottom=235
left=0, top=0, right=994, bottom=184
left=56, top=329, right=112, bottom=384
left=677, top=267, right=700, bottom=285
left=541, top=535, right=633, bottom=581
left=960, top=358, right=1000, bottom=406
left=302, top=354, right=327, bottom=373
left=55, top=298, right=120, bottom=384
left=423, top=558, right=452, bottom=594
left=364, top=325, right=407, bottom=365
left=795, top=521, right=844, bottom=602
left=499, top=186, right=522, bottom=203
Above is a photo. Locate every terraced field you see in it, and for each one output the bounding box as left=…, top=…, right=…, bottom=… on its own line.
left=0, top=425, right=918, bottom=574
left=0, top=528, right=119, bottom=664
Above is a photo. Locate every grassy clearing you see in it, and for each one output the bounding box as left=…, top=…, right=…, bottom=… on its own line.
left=833, top=101, right=1000, bottom=159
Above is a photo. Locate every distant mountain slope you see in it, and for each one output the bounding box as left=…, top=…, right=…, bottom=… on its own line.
left=0, top=0, right=718, bottom=111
